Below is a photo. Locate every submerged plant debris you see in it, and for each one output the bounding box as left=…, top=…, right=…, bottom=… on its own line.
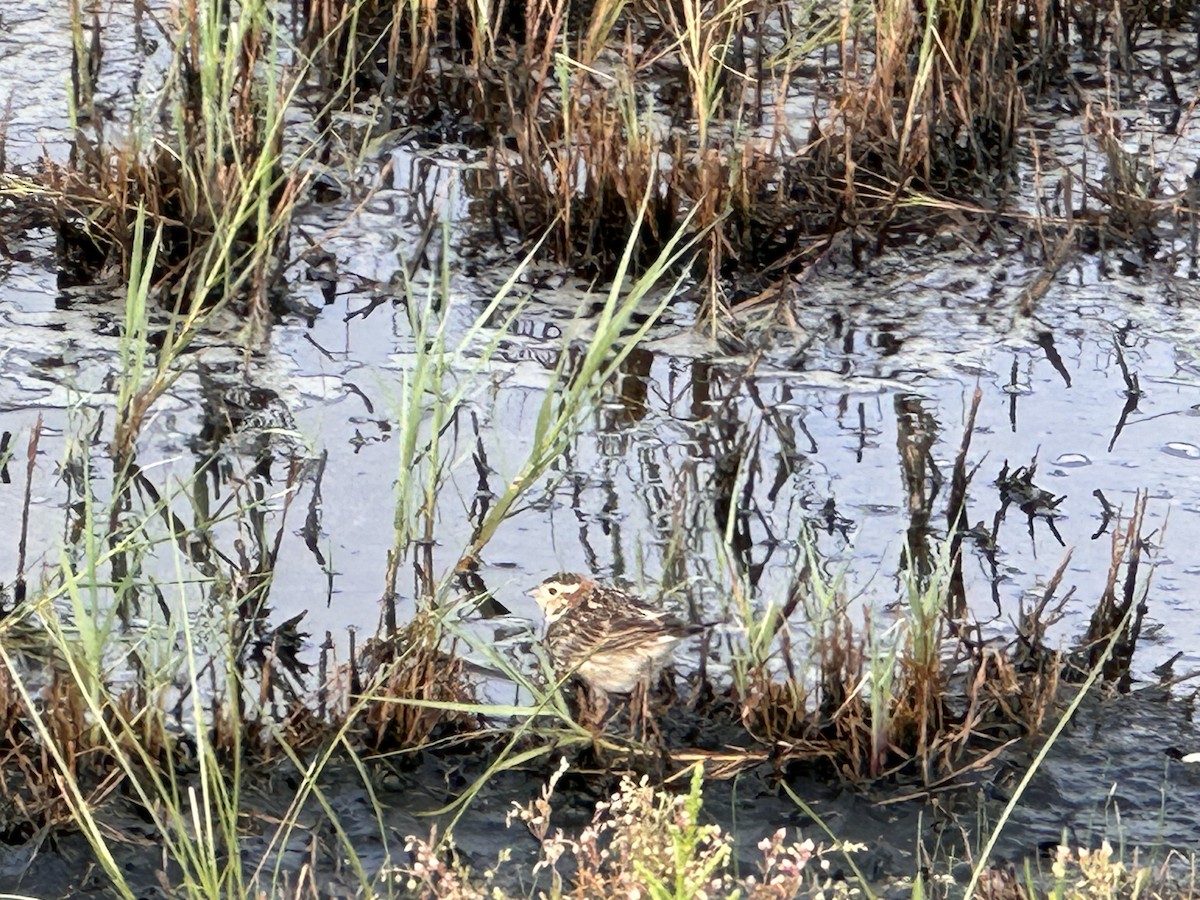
left=0, top=0, right=1198, bottom=896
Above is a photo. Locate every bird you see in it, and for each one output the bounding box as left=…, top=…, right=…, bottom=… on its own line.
left=528, top=572, right=708, bottom=723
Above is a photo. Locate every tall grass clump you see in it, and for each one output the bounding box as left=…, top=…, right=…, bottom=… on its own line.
left=51, top=0, right=302, bottom=324
left=355, top=199, right=704, bottom=772
left=0, top=423, right=392, bottom=897
left=0, top=583, right=386, bottom=899
left=11, top=0, right=1192, bottom=316
left=721, top=520, right=1085, bottom=783
left=293, top=0, right=1200, bottom=312
left=853, top=0, right=1022, bottom=194
left=292, top=0, right=1028, bottom=286
left=29, top=0, right=322, bottom=487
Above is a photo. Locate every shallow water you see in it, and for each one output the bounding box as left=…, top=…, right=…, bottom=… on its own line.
left=2, top=1, right=1200, bottom=894
left=10, top=218, right=1198, bottom=681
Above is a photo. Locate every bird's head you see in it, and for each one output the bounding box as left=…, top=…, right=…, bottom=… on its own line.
left=528, top=572, right=591, bottom=623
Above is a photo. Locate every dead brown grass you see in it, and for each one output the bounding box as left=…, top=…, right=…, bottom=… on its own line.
left=718, top=485, right=1157, bottom=789
left=32, top=0, right=302, bottom=324
left=355, top=610, right=481, bottom=750
left=294, top=0, right=1195, bottom=308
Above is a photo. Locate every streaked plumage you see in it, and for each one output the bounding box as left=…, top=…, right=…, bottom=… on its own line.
left=528, top=573, right=706, bottom=694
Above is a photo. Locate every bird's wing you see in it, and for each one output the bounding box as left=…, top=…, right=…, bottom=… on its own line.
left=548, top=609, right=678, bottom=665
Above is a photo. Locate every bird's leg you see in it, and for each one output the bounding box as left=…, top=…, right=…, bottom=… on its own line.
left=592, top=687, right=611, bottom=730
left=660, top=666, right=680, bottom=706
left=574, top=681, right=593, bottom=728
left=627, top=682, right=643, bottom=740
left=629, top=678, right=660, bottom=744
left=576, top=682, right=610, bottom=734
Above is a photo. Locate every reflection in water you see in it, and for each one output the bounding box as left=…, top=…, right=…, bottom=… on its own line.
left=35, top=398, right=320, bottom=714
left=1107, top=335, right=1143, bottom=451
left=0, top=431, right=11, bottom=486
left=4, top=294, right=1198, bottom=692
left=2, top=164, right=1200, bottom=712
left=895, top=393, right=941, bottom=583
left=695, top=361, right=758, bottom=585
left=604, top=346, right=653, bottom=428
left=1036, top=330, right=1071, bottom=387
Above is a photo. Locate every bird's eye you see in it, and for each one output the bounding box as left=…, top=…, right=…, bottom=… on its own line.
left=547, top=587, right=559, bottom=596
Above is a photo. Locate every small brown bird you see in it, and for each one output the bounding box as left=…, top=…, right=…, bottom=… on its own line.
left=528, top=573, right=707, bottom=701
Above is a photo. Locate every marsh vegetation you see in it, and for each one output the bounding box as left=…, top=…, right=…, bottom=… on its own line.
left=0, top=0, right=1198, bottom=896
